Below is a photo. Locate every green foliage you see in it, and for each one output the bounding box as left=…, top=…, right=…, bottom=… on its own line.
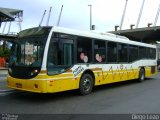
left=0, top=46, right=10, bottom=57
left=0, top=47, right=3, bottom=57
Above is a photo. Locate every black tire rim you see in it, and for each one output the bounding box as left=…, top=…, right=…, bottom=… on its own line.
left=82, top=78, right=91, bottom=92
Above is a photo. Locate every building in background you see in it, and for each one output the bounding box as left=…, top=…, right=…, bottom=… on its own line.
left=0, top=7, right=22, bottom=68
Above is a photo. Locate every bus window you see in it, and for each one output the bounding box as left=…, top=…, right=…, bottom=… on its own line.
left=129, top=45, right=138, bottom=62
left=118, top=43, right=128, bottom=62
left=47, top=39, right=59, bottom=66
left=77, top=37, right=92, bottom=63
left=139, top=47, right=146, bottom=59
left=152, top=48, right=156, bottom=59
left=107, top=42, right=117, bottom=63
left=47, top=36, right=74, bottom=75
left=149, top=48, right=156, bottom=59
left=158, top=48, right=160, bottom=60
left=94, top=40, right=106, bottom=63
left=63, top=43, right=73, bottom=66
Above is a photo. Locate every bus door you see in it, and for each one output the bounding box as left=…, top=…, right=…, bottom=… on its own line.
left=59, top=39, right=74, bottom=66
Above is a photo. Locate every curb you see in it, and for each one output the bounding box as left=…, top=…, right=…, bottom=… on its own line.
left=0, top=76, right=14, bottom=93
left=0, top=89, right=16, bottom=93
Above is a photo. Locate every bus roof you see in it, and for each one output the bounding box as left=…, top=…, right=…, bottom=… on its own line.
left=51, top=26, right=156, bottom=48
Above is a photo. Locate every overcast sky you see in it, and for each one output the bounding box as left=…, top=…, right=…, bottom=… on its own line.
left=0, top=0, right=160, bottom=33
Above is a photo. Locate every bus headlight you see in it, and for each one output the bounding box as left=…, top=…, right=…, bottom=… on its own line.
left=30, top=69, right=38, bottom=76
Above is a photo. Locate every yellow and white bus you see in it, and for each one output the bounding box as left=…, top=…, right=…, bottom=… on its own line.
left=7, top=26, right=157, bottom=95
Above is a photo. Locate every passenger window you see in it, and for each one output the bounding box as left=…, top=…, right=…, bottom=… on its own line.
left=149, top=48, right=156, bottom=59
left=118, top=43, right=128, bottom=62
left=129, top=45, right=138, bottom=62
left=139, top=47, right=146, bottom=59
left=77, top=37, right=92, bottom=63
left=94, top=40, right=106, bottom=63
left=107, top=42, right=117, bottom=63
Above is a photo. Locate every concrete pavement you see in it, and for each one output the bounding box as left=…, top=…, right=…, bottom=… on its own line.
left=0, top=73, right=159, bottom=114
left=0, top=69, right=13, bottom=92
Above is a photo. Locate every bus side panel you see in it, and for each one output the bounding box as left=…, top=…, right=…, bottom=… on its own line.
left=145, top=66, right=157, bottom=77
left=46, top=77, right=79, bottom=93
left=94, top=68, right=139, bottom=86
left=45, top=72, right=79, bottom=93
left=145, top=67, right=151, bottom=77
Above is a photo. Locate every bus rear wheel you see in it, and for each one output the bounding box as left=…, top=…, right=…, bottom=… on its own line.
left=79, top=74, right=93, bottom=95
left=138, top=68, right=145, bottom=82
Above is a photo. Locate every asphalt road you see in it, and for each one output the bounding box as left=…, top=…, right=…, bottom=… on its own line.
left=0, top=73, right=160, bottom=114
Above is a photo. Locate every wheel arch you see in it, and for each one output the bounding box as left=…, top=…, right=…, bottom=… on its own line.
left=139, top=66, right=145, bottom=73
left=80, top=69, right=95, bottom=86
left=138, top=66, right=146, bottom=82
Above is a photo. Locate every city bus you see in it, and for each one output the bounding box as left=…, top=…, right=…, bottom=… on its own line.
left=7, top=26, right=157, bottom=95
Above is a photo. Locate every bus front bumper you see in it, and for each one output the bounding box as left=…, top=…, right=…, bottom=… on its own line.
left=7, top=76, right=48, bottom=93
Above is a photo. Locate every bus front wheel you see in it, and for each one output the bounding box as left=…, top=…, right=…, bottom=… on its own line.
left=138, top=68, right=145, bottom=82
left=79, top=74, right=93, bottom=95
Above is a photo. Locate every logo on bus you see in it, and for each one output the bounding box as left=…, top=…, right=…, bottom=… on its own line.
left=120, top=64, right=123, bottom=70
left=73, top=66, right=84, bottom=77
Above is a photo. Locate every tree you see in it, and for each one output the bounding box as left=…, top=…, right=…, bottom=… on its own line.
left=0, top=45, right=10, bottom=57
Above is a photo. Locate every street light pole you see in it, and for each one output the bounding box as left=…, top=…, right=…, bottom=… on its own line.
left=88, top=4, right=92, bottom=30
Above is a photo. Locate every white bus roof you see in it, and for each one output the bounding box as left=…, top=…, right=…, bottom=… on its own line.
left=51, top=26, right=156, bottom=48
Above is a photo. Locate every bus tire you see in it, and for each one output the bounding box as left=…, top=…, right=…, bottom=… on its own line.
left=138, top=68, right=145, bottom=82
left=79, top=74, right=93, bottom=95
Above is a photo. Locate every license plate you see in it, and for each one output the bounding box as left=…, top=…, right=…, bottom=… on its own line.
left=16, top=83, right=22, bottom=88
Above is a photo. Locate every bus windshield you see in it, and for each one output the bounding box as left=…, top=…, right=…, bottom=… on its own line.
left=10, top=37, right=45, bottom=67
left=8, top=27, right=51, bottom=79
